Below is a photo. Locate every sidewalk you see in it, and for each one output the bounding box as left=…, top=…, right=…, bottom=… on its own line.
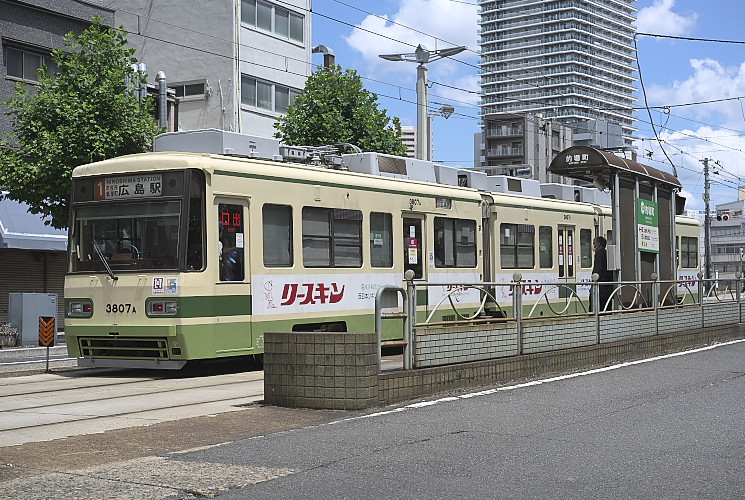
left=0, top=345, right=69, bottom=361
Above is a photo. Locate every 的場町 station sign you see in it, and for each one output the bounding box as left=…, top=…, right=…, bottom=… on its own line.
left=637, top=198, right=659, bottom=253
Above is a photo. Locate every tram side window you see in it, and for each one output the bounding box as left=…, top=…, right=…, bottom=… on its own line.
left=538, top=226, right=552, bottom=268
left=186, top=171, right=205, bottom=271
left=681, top=236, right=698, bottom=268
left=302, top=207, right=362, bottom=267
left=370, top=212, right=393, bottom=267
left=500, top=223, right=535, bottom=269
left=218, top=203, right=245, bottom=281
left=579, top=229, right=592, bottom=268
left=434, top=218, right=476, bottom=268
left=263, top=204, right=293, bottom=267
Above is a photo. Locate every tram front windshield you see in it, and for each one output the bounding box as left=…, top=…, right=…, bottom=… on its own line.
left=70, top=201, right=181, bottom=272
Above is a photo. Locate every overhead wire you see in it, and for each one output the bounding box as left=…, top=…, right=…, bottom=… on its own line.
left=111, top=1, right=738, bottom=136
left=106, top=3, right=745, bottom=178
left=634, top=35, right=678, bottom=176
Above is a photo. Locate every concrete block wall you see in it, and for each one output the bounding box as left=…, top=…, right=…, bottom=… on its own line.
left=263, top=316, right=745, bottom=410
left=600, top=310, right=656, bottom=343
left=378, top=323, right=745, bottom=406
left=522, top=316, right=596, bottom=354
left=415, top=323, right=518, bottom=367
left=659, top=306, right=701, bottom=335
left=264, top=332, right=378, bottom=410
left=704, top=303, right=739, bottom=327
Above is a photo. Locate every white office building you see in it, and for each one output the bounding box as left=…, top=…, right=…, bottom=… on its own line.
left=478, top=0, right=637, bottom=146
left=399, top=126, right=417, bottom=158
left=94, top=0, right=312, bottom=137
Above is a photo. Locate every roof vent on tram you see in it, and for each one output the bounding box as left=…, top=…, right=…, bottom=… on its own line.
left=155, top=129, right=281, bottom=160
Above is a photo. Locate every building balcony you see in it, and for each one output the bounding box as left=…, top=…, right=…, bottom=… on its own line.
left=486, top=146, right=524, bottom=158
left=485, top=126, right=524, bottom=138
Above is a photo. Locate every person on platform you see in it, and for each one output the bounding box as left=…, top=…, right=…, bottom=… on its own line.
left=591, top=236, right=613, bottom=311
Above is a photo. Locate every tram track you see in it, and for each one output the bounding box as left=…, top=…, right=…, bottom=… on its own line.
left=0, top=368, right=265, bottom=447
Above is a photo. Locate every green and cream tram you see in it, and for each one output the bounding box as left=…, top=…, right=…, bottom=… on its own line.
left=64, top=131, right=700, bottom=369
left=65, top=148, right=485, bottom=368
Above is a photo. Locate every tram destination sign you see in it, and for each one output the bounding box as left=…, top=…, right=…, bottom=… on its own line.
left=637, top=198, right=659, bottom=253
left=95, top=174, right=163, bottom=200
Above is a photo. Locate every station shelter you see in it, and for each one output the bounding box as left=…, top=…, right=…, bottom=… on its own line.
left=549, top=147, right=684, bottom=306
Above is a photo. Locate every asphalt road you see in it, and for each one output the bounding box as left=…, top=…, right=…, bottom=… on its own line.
left=2, top=339, right=745, bottom=499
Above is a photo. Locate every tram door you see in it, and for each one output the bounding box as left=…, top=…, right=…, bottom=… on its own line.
left=557, top=226, right=576, bottom=300
left=403, top=217, right=425, bottom=280
left=215, top=198, right=252, bottom=352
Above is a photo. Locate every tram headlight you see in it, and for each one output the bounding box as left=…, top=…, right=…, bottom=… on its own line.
left=68, top=300, right=93, bottom=317
left=148, top=299, right=178, bottom=316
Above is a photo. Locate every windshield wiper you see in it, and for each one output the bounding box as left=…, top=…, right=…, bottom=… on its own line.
left=93, top=241, right=118, bottom=281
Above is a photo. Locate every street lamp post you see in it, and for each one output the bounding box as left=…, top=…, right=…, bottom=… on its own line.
left=379, top=44, right=466, bottom=161
left=427, top=104, right=454, bottom=161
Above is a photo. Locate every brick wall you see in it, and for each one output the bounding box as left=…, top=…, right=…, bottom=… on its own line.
left=704, top=303, right=739, bottom=327
left=264, top=332, right=378, bottom=410
left=264, top=307, right=745, bottom=410
left=523, top=316, right=596, bottom=353
left=378, top=324, right=745, bottom=406
left=415, top=323, right=518, bottom=367
left=600, top=310, right=656, bottom=343
left=659, top=306, right=701, bottom=335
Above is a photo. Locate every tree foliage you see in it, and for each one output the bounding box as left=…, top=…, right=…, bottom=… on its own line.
left=0, top=18, right=161, bottom=229
left=274, top=66, right=407, bottom=156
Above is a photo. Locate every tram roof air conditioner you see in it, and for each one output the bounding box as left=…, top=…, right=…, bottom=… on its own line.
left=155, top=129, right=281, bottom=160
left=487, top=175, right=540, bottom=197
left=341, top=153, right=436, bottom=183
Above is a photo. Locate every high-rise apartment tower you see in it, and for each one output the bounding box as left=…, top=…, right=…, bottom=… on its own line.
left=478, top=0, right=637, bottom=145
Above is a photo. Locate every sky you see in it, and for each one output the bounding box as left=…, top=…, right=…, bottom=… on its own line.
left=309, top=0, right=745, bottom=211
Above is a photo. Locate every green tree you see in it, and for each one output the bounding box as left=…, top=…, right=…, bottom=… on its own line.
left=274, top=66, right=407, bottom=156
left=0, top=18, right=161, bottom=229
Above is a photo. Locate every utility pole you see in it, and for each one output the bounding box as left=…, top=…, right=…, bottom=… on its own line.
left=702, top=158, right=712, bottom=281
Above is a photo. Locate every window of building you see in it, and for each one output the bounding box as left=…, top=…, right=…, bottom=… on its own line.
left=5, top=45, right=58, bottom=82
left=263, top=204, right=293, bottom=267
left=241, top=0, right=304, bottom=42
left=434, top=218, right=477, bottom=268
left=539, top=226, right=552, bottom=268
left=500, top=223, right=534, bottom=269
left=580, top=229, right=592, bottom=268
left=302, top=207, right=362, bottom=268
left=172, top=81, right=206, bottom=99
left=370, top=212, right=393, bottom=267
left=241, top=75, right=300, bottom=113
left=680, top=236, right=698, bottom=269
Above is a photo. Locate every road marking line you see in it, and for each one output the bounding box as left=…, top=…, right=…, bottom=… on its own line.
left=333, top=339, right=745, bottom=424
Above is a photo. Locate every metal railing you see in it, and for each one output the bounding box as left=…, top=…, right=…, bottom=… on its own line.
left=375, top=272, right=744, bottom=369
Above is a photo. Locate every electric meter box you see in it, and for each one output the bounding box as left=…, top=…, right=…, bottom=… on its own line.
left=8, top=293, right=58, bottom=346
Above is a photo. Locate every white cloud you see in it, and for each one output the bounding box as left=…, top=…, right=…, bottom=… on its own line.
left=646, top=58, right=745, bottom=129
left=637, top=126, right=745, bottom=209
left=343, top=0, right=478, bottom=79
left=636, top=0, right=698, bottom=36
left=636, top=57, right=745, bottom=207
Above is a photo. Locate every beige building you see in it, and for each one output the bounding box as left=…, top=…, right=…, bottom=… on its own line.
left=474, top=114, right=573, bottom=183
